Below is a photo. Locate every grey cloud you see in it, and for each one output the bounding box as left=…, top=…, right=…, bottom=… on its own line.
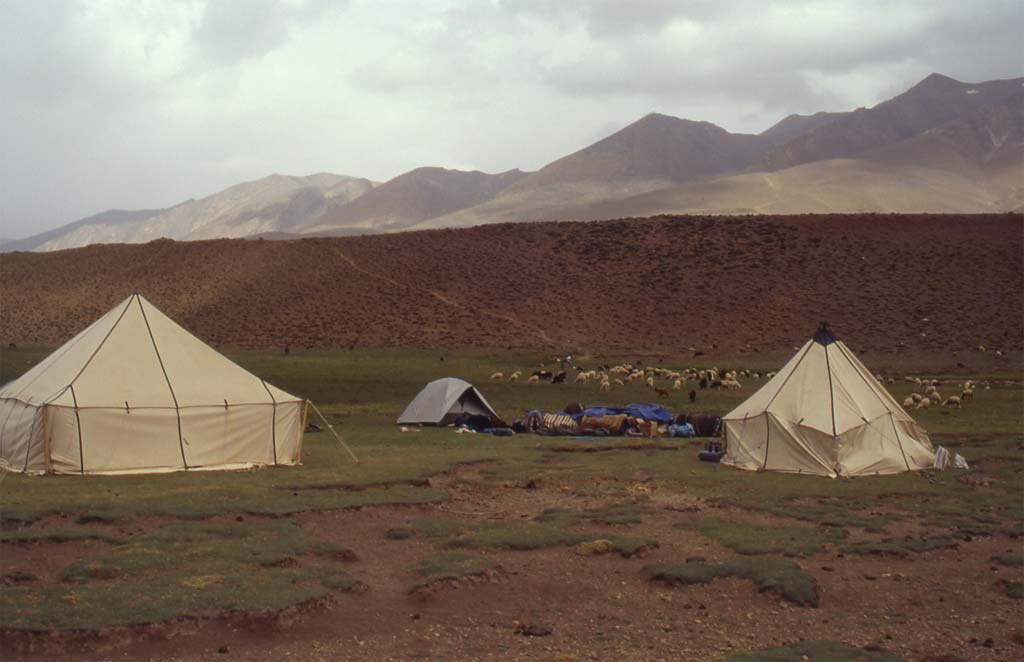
left=1, top=0, right=1021, bottom=240
left=192, top=0, right=341, bottom=66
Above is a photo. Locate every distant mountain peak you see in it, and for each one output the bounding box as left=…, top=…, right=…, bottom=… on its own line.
left=917, top=72, right=962, bottom=86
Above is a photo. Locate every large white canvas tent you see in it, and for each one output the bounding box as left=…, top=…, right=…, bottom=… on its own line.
left=722, top=324, right=935, bottom=477
left=397, top=378, right=500, bottom=425
left=0, top=294, right=305, bottom=475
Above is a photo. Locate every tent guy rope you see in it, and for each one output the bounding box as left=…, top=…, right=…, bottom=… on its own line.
left=307, top=400, right=360, bottom=464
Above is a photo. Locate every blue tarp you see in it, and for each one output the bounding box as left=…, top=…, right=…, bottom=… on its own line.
left=566, top=403, right=674, bottom=423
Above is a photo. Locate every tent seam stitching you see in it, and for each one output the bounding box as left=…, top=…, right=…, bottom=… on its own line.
left=136, top=295, right=189, bottom=469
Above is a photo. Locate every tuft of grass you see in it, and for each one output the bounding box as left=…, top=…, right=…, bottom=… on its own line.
left=991, top=553, right=1024, bottom=568
left=725, top=639, right=906, bottom=661
left=603, top=535, right=659, bottom=558
left=59, top=519, right=352, bottom=584
left=0, top=527, right=124, bottom=545
left=446, top=521, right=587, bottom=551
left=678, top=517, right=846, bottom=557
left=536, top=502, right=650, bottom=527
left=721, top=497, right=898, bottom=530
left=1000, top=579, right=1024, bottom=600
left=61, top=485, right=448, bottom=524
left=1, top=571, right=38, bottom=585
left=644, top=557, right=819, bottom=607
left=413, top=551, right=495, bottom=589
left=389, top=517, right=656, bottom=557
left=385, top=518, right=468, bottom=542
left=322, top=572, right=365, bottom=593
left=839, top=536, right=958, bottom=557
left=0, top=518, right=360, bottom=631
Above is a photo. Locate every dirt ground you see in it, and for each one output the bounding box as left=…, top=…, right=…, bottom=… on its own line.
left=3, top=462, right=1021, bottom=662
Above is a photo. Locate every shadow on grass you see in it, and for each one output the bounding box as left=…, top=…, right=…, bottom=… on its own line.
left=839, top=536, right=958, bottom=558
left=1, top=527, right=124, bottom=545
left=644, top=557, right=819, bottom=607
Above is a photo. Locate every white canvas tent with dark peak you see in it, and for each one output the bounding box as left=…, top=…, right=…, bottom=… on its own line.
left=0, top=294, right=306, bottom=475
left=722, top=323, right=935, bottom=477
left=397, top=378, right=500, bottom=425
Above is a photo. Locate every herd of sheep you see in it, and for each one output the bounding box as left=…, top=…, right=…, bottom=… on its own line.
left=899, top=378, right=982, bottom=410
left=488, top=361, right=989, bottom=413
left=489, top=362, right=777, bottom=398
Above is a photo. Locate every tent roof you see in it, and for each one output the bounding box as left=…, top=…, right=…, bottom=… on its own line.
left=396, top=377, right=499, bottom=425
left=0, top=294, right=300, bottom=410
left=721, top=325, right=934, bottom=477
left=723, top=332, right=916, bottom=437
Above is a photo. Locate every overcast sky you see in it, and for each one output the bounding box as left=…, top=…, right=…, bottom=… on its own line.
left=2, top=0, right=1021, bottom=238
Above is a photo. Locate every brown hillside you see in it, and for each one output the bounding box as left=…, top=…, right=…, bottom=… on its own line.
left=519, top=113, right=771, bottom=187
left=763, top=74, right=1024, bottom=170
left=303, top=167, right=528, bottom=234
left=759, top=110, right=851, bottom=145
left=1, top=214, right=1021, bottom=354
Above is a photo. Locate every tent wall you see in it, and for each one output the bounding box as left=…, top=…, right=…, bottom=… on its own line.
left=42, top=401, right=305, bottom=475
left=722, top=416, right=768, bottom=471
left=29, top=399, right=303, bottom=477
left=0, top=399, right=47, bottom=473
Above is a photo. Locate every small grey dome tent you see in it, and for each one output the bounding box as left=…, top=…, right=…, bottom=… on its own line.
left=722, top=323, right=935, bottom=477
left=397, top=378, right=501, bottom=425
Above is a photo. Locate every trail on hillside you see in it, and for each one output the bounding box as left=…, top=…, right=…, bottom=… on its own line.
left=325, top=245, right=555, bottom=346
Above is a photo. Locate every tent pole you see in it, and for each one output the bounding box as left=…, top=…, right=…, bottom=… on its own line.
left=307, top=400, right=360, bottom=464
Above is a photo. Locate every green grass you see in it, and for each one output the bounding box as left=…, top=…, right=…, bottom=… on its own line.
left=0, top=518, right=362, bottom=630
left=725, top=640, right=906, bottom=661
left=413, top=551, right=495, bottom=590
left=645, top=557, right=819, bottom=607
left=678, top=517, right=847, bottom=557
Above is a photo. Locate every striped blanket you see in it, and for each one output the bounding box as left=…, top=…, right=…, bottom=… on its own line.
left=541, top=412, right=580, bottom=435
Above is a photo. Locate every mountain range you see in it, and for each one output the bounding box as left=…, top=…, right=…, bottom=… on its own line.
left=4, top=73, right=1022, bottom=252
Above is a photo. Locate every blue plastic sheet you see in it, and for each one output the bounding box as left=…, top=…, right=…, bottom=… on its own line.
left=566, top=403, right=674, bottom=423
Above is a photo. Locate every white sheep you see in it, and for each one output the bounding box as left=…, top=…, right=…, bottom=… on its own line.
left=490, top=372, right=503, bottom=380
left=910, top=393, right=923, bottom=404
left=527, top=375, right=539, bottom=383
left=508, top=371, right=521, bottom=382
left=902, top=396, right=915, bottom=409
left=916, top=397, right=931, bottom=409
left=599, top=380, right=611, bottom=392
left=613, top=378, right=625, bottom=387
left=943, top=396, right=961, bottom=408
left=961, top=388, right=974, bottom=401
left=645, top=377, right=655, bottom=388
left=672, top=379, right=683, bottom=390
